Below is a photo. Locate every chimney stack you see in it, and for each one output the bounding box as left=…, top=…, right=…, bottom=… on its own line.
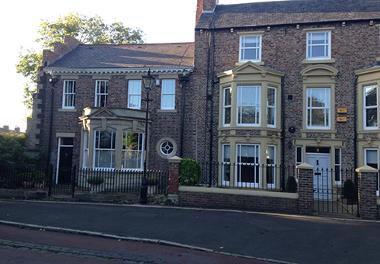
left=196, top=0, right=218, bottom=24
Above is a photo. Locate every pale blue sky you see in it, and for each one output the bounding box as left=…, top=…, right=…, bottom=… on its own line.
left=0, top=0, right=280, bottom=131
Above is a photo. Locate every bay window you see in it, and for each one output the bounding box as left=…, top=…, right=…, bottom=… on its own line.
left=223, top=87, right=231, bottom=126
left=237, top=85, right=261, bottom=126
left=267, top=87, right=276, bottom=127
left=221, top=144, right=231, bottom=186
left=266, top=145, right=276, bottom=188
left=364, top=85, right=378, bottom=129
left=122, top=132, right=144, bottom=170
left=94, top=130, right=116, bottom=168
left=306, top=88, right=331, bottom=129
left=236, top=144, right=260, bottom=187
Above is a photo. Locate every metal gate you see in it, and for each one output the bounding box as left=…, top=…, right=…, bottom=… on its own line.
left=313, top=168, right=359, bottom=217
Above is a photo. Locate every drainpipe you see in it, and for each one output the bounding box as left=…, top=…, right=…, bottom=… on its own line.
left=280, top=76, right=286, bottom=191
left=46, top=76, right=57, bottom=177
left=207, top=16, right=217, bottom=187
left=179, top=74, right=190, bottom=157
left=353, top=76, right=358, bottom=169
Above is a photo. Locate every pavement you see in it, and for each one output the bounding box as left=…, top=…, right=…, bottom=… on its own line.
left=0, top=200, right=380, bottom=264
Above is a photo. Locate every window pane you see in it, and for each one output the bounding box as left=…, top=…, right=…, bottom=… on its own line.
left=224, top=108, right=231, bottom=124
left=224, top=88, right=231, bottom=106
left=238, top=86, right=260, bottom=125
left=296, top=147, right=302, bottom=163
left=162, top=79, right=175, bottom=94
left=366, top=150, right=378, bottom=169
left=222, top=145, right=230, bottom=182
left=335, top=149, right=341, bottom=164
left=311, top=45, right=326, bottom=58
left=128, top=80, right=142, bottom=94
left=366, top=108, right=378, bottom=127
left=311, top=109, right=326, bottom=126
left=161, top=95, right=175, bottom=109
left=267, top=108, right=275, bottom=126
left=267, top=88, right=275, bottom=106
left=311, top=89, right=327, bottom=107
left=129, top=95, right=141, bottom=108
left=365, top=86, right=377, bottom=107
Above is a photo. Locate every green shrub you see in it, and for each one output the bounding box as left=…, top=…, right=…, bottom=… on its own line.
left=179, top=159, right=200, bottom=186
left=342, top=179, right=357, bottom=203
left=286, top=176, right=298, bottom=193
left=87, top=176, right=104, bottom=185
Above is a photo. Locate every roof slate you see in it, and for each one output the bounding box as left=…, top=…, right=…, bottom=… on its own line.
left=49, top=42, right=194, bottom=69
left=197, top=0, right=380, bottom=29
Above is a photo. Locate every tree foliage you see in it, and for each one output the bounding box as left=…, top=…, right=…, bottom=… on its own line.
left=0, top=133, right=31, bottom=167
left=17, top=13, right=144, bottom=109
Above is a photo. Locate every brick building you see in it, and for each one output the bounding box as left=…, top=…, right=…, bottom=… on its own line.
left=27, top=38, right=193, bottom=183
left=27, top=0, right=380, bottom=195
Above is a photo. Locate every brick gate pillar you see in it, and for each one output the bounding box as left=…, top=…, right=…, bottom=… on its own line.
left=356, top=166, right=378, bottom=220
left=167, top=156, right=182, bottom=204
left=297, top=163, right=314, bottom=215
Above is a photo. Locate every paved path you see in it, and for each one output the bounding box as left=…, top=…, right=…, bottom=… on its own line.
left=0, top=225, right=258, bottom=264
left=0, top=200, right=380, bottom=264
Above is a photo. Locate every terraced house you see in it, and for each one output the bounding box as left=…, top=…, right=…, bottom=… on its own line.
left=192, top=0, right=380, bottom=196
left=27, top=0, right=380, bottom=202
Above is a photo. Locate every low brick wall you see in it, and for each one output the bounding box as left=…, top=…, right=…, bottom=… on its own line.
left=179, top=186, right=299, bottom=214
left=0, top=189, right=48, bottom=200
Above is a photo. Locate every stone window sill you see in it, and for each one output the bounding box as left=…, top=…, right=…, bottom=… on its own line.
left=235, top=61, right=265, bottom=66
left=302, top=59, right=336, bottom=64
left=301, top=129, right=337, bottom=134
left=157, top=109, right=177, bottom=113
left=58, top=108, right=77, bottom=112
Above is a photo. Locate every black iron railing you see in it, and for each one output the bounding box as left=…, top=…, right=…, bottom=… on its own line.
left=196, top=162, right=297, bottom=193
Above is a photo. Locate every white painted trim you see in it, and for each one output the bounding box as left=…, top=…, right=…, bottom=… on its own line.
left=239, top=35, right=262, bottom=63
left=306, top=31, right=332, bottom=61
left=127, top=80, right=142, bottom=110
left=62, top=80, right=76, bottom=109
left=305, top=87, right=331, bottom=130
left=222, top=87, right=231, bottom=127
left=363, top=84, right=379, bottom=130
left=160, top=79, right=176, bottom=110
left=236, top=85, right=261, bottom=127
left=267, top=87, right=276, bottom=128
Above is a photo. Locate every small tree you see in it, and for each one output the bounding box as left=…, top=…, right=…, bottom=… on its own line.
left=342, top=179, right=357, bottom=203
left=286, top=176, right=298, bottom=193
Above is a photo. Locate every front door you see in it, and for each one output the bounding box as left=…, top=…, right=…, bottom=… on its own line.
left=306, top=153, right=331, bottom=200
left=57, top=138, right=74, bottom=184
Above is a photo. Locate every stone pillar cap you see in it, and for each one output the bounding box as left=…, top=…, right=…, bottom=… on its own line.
left=296, top=163, right=314, bottom=170
left=355, top=165, right=378, bottom=173
left=168, top=156, right=182, bottom=163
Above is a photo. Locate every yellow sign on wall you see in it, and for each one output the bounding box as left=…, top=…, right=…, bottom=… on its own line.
left=337, top=116, right=348, bottom=123
left=337, top=107, right=348, bottom=114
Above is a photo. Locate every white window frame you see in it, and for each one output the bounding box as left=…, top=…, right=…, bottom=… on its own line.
left=364, top=148, right=379, bottom=196
left=334, top=148, right=341, bottom=185
left=62, top=80, right=76, bottom=109
left=161, top=79, right=176, bottom=110
left=221, top=144, right=231, bottom=186
left=363, top=85, right=378, bottom=130
left=306, top=31, right=331, bottom=61
left=266, top=145, right=276, bottom=189
left=239, top=35, right=262, bottom=63
left=267, top=87, right=276, bottom=128
left=82, top=131, right=89, bottom=168
left=306, top=87, right=331, bottom=130
left=95, top=80, right=109, bottom=107
left=128, top=80, right=142, bottom=110
left=222, top=87, right=232, bottom=127
left=237, top=85, right=261, bottom=127
left=236, top=144, right=260, bottom=188
left=122, top=131, right=144, bottom=171
left=93, top=130, right=116, bottom=169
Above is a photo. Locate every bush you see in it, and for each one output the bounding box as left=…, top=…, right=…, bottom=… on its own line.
left=179, top=159, right=200, bottom=186
left=286, top=176, right=298, bottom=193
left=87, top=176, right=104, bottom=185
left=342, top=179, right=357, bottom=203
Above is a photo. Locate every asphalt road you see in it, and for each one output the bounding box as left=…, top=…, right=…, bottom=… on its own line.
left=0, top=200, right=379, bottom=264
left=0, top=225, right=258, bottom=264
